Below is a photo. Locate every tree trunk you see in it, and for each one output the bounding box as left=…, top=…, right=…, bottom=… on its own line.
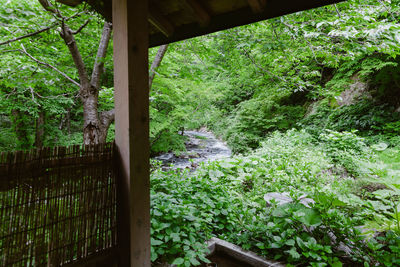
left=11, top=109, right=30, bottom=149
left=59, top=108, right=71, bottom=134
left=34, top=111, right=45, bottom=148
left=34, top=1, right=169, bottom=145
left=82, top=91, right=100, bottom=145
left=82, top=92, right=114, bottom=145
left=149, top=44, right=169, bottom=90
left=59, top=19, right=114, bottom=145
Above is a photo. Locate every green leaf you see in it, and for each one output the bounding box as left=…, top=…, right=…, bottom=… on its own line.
left=332, top=260, right=343, bottom=267
left=172, top=257, right=184, bottom=265
left=171, top=232, right=181, bottom=242
left=287, top=247, right=301, bottom=259
left=189, top=257, right=201, bottom=265
left=151, top=238, right=163, bottom=246
left=298, top=208, right=322, bottom=227
left=285, top=239, right=295, bottom=246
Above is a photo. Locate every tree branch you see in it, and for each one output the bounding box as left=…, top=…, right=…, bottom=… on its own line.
left=38, top=0, right=90, bottom=89
left=91, top=21, right=112, bottom=89
left=72, top=19, right=90, bottom=34
left=240, top=47, right=285, bottom=82
left=29, top=87, right=40, bottom=105
left=19, top=44, right=80, bottom=87
left=303, top=36, right=322, bottom=65
left=0, top=24, right=56, bottom=46
left=1, top=9, right=87, bottom=47
left=99, top=109, right=115, bottom=129
left=149, top=44, right=169, bottom=90
left=38, top=0, right=62, bottom=18
left=334, top=4, right=341, bottom=18
left=188, top=40, right=208, bottom=69
left=60, top=21, right=90, bottom=89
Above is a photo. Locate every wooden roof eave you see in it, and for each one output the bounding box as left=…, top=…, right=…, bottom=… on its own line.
left=57, top=0, right=345, bottom=47
left=150, top=0, right=344, bottom=47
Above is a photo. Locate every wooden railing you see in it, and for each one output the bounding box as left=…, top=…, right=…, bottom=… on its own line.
left=0, top=143, right=118, bottom=266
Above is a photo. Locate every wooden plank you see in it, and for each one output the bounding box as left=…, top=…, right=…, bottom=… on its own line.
left=149, top=0, right=344, bottom=47
left=84, top=0, right=344, bottom=47
left=63, top=248, right=118, bottom=267
left=112, top=0, right=150, bottom=266
left=149, top=1, right=175, bottom=37
left=182, top=0, right=211, bottom=26
left=247, top=0, right=266, bottom=13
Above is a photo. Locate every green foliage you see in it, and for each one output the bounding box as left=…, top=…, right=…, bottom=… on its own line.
left=0, top=118, right=16, bottom=151
left=220, top=96, right=306, bottom=153
left=150, top=168, right=237, bottom=265
left=376, top=121, right=400, bottom=137
left=151, top=130, right=400, bottom=266
left=175, top=0, right=400, bottom=154
left=0, top=0, right=113, bottom=149
left=2, top=1, right=400, bottom=266
left=2, top=0, right=400, bottom=154
left=369, top=231, right=400, bottom=267
left=299, top=99, right=400, bottom=141
left=319, top=130, right=370, bottom=175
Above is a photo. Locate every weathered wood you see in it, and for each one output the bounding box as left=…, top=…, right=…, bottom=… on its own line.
left=247, top=0, right=266, bottom=13
left=182, top=0, right=210, bottom=26
left=149, top=1, right=175, bottom=37
left=113, top=0, right=150, bottom=266
left=63, top=248, right=118, bottom=267
left=61, top=0, right=344, bottom=47
left=149, top=0, right=344, bottom=47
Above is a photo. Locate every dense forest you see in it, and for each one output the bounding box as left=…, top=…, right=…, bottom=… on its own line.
left=1, top=0, right=400, bottom=266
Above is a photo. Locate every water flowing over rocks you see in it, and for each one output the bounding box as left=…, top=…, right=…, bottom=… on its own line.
left=154, top=130, right=231, bottom=169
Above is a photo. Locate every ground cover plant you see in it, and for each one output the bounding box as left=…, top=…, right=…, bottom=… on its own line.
left=150, top=130, right=400, bottom=266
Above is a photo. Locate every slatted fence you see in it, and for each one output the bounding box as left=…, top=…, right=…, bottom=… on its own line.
left=0, top=143, right=117, bottom=266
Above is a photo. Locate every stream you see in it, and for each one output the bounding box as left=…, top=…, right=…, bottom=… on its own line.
left=154, top=130, right=231, bottom=169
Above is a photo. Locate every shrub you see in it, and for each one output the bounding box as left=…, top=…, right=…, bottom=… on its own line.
left=319, top=130, right=370, bottom=176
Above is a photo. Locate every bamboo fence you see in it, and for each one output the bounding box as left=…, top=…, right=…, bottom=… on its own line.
left=0, top=143, right=117, bottom=266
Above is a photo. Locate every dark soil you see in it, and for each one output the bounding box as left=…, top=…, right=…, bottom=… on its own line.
left=200, top=251, right=253, bottom=267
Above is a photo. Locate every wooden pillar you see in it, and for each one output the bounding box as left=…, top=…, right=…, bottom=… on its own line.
left=112, top=0, right=150, bottom=266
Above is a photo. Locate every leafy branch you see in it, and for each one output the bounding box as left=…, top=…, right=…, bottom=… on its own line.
left=18, top=44, right=80, bottom=87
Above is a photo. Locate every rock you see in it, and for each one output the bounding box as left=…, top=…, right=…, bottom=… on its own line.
left=336, top=75, right=371, bottom=106
left=154, top=130, right=231, bottom=169
left=264, top=192, right=315, bottom=208
left=297, top=194, right=316, bottom=208
left=176, top=153, right=188, bottom=159
left=264, top=192, right=293, bottom=206
left=190, top=162, right=199, bottom=168
left=188, top=152, right=200, bottom=158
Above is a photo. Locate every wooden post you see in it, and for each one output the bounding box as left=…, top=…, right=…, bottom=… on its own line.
left=113, top=0, right=150, bottom=266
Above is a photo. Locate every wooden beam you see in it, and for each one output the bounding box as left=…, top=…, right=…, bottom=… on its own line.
left=149, top=0, right=345, bottom=47
left=149, top=1, right=174, bottom=37
left=181, top=0, right=211, bottom=26
left=247, top=0, right=267, bottom=13
left=112, top=0, right=150, bottom=266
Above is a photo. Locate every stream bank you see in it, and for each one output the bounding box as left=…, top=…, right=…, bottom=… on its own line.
left=154, top=130, right=231, bottom=169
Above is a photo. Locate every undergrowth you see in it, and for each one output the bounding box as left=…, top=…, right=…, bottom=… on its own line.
left=150, top=130, right=400, bottom=266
